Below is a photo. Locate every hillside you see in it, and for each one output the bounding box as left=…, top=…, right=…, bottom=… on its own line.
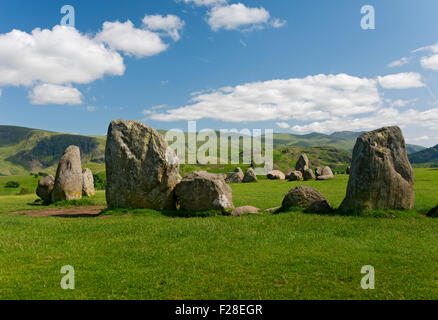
left=409, top=145, right=438, bottom=166
left=0, top=125, right=425, bottom=176
left=271, top=131, right=425, bottom=154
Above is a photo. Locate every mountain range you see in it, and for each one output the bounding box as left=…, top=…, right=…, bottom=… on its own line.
left=0, top=125, right=427, bottom=176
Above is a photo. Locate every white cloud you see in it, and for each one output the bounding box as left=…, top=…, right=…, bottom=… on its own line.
left=29, top=84, right=83, bottom=105
left=388, top=57, right=410, bottom=68
left=207, top=3, right=270, bottom=31
left=95, top=20, right=168, bottom=58
left=149, top=74, right=381, bottom=122
left=270, top=18, right=287, bottom=28
left=290, top=108, right=438, bottom=134
left=421, top=54, right=438, bottom=70
left=142, top=14, right=185, bottom=41
left=276, top=122, right=290, bottom=129
left=0, top=25, right=125, bottom=87
left=377, top=72, right=425, bottom=89
left=178, top=0, right=227, bottom=6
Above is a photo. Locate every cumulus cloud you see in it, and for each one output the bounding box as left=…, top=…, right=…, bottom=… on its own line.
left=388, top=57, right=410, bottom=68
left=207, top=3, right=270, bottom=31
left=29, top=84, right=83, bottom=105
left=95, top=20, right=168, bottom=58
left=149, top=74, right=381, bottom=122
left=377, top=72, right=425, bottom=89
left=290, top=108, right=438, bottom=134
left=0, top=25, right=125, bottom=87
left=142, top=14, right=185, bottom=41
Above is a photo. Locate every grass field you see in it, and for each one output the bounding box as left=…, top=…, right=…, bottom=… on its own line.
left=0, top=168, right=438, bottom=299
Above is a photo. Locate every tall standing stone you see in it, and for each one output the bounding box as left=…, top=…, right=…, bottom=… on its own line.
left=82, top=168, right=95, bottom=197
left=295, top=154, right=309, bottom=172
left=51, top=146, right=83, bottom=202
left=105, top=119, right=181, bottom=210
left=339, top=126, right=415, bottom=213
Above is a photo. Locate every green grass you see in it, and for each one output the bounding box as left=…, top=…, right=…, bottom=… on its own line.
left=0, top=169, right=438, bottom=299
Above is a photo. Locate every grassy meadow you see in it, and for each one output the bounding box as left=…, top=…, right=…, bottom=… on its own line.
left=0, top=168, right=437, bottom=299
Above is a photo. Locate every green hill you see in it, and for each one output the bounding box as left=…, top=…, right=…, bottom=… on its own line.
left=0, top=125, right=425, bottom=176
left=409, top=145, right=438, bottom=166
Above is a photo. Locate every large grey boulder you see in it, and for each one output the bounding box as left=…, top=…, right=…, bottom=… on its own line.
left=315, top=166, right=334, bottom=181
left=267, top=170, right=285, bottom=180
left=243, top=167, right=258, bottom=183
left=339, top=126, right=415, bottom=213
left=295, top=154, right=309, bottom=172
left=51, top=146, right=83, bottom=202
left=225, top=167, right=244, bottom=183
left=281, top=186, right=331, bottom=213
left=105, top=119, right=181, bottom=210
left=82, top=168, right=95, bottom=197
left=36, top=175, right=55, bottom=202
left=175, top=171, right=234, bottom=212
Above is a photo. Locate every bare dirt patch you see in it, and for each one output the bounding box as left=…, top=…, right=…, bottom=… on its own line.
left=10, top=206, right=107, bottom=218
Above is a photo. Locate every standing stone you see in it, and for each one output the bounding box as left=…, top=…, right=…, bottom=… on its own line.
left=286, top=170, right=303, bottom=181
left=302, top=168, right=315, bottom=181
left=105, top=119, right=181, bottom=210
left=225, top=167, right=244, bottom=183
left=36, top=175, right=55, bottom=202
left=243, top=167, right=258, bottom=183
left=82, top=168, right=95, bottom=197
left=51, top=146, right=83, bottom=202
left=315, top=166, right=334, bottom=181
left=295, top=154, right=309, bottom=172
left=339, top=126, right=415, bottom=213
left=175, top=171, right=234, bottom=212
left=267, top=170, right=286, bottom=180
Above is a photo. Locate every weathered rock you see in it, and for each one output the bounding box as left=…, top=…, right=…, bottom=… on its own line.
left=302, top=168, right=315, bottom=181
left=175, top=171, right=234, bottom=211
left=51, top=146, right=83, bottom=202
left=267, top=170, right=285, bottom=180
left=105, top=119, right=181, bottom=210
left=286, top=170, right=303, bottom=181
left=225, top=167, right=244, bottom=183
left=264, top=206, right=281, bottom=213
left=243, top=167, right=258, bottom=183
left=339, top=126, right=415, bottom=213
left=231, top=206, right=260, bottom=216
left=36, top=175, right=55, bottom=202
left=315, top=166, right=334, bottom=181
left=282, top=186, right=331, bottom=211
left=82, top=168, right=95, bottom=197
left=295, top=154, right=309, bottom=172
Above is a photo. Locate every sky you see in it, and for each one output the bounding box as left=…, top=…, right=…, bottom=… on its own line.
left=1, top=0, right=438, bottom=146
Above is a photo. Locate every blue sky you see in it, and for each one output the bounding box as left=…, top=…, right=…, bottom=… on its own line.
left=1, top=0, right=438, bottom=146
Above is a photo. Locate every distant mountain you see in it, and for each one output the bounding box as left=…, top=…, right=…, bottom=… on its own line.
left=272, top=131, right=425, bottom=154
left=0, top=125, right=427, bottom=176
left=409, top=145, right=438, bottom=165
